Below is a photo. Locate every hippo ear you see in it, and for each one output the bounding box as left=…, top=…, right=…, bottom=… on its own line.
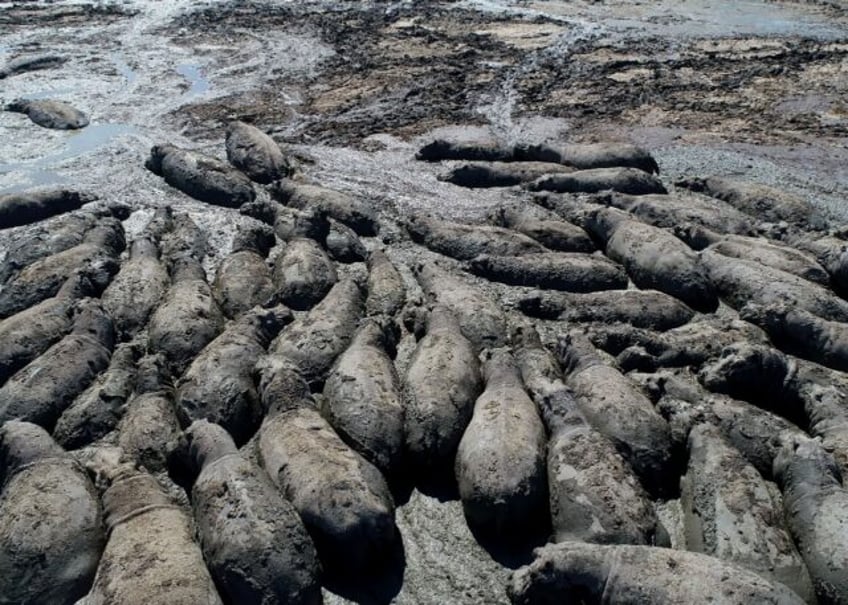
left=401, top=302, right=428, bottom=340
left=772, top=430, right=803, bottom=480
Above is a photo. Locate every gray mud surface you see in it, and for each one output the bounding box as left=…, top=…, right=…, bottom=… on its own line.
left=2, top=2, right=848, bottom=604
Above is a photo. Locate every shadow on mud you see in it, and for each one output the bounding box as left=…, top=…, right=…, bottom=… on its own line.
left=323, top=535, right=407, bottom=605
left=467, top=515, right=551, bottom=569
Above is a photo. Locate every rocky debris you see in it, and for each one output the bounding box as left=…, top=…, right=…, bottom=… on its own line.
left=508, top=542, right=806, bottom=605
left=225, top=120, right=292, bottom=184
left=0, top=421, right=104, bottom=605
left=0, top=189, right=96, bottom=229
left=146, top=144, right=256, bottom=208
left=6, top=98, right=89, bottom=130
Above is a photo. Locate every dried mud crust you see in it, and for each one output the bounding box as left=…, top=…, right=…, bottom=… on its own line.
left=164, top=2, right=848, bottom=147
left=0, top=2, right=134, bottom=27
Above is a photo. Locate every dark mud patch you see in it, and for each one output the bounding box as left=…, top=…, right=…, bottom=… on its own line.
left=164, top=1, right=848, bottom=153
left=165, top=2, right=524, bottom=145
left=0, top=2, right=134, bottom=28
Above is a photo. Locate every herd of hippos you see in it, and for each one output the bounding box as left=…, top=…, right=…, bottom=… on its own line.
left=1, top=80, right=848, bottom=605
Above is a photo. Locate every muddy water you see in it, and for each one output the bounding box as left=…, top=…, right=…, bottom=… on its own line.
left=2, top=2, right=848, bottom=604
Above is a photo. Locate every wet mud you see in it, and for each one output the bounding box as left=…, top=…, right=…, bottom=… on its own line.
left=2, top=2, right=848, bottom=605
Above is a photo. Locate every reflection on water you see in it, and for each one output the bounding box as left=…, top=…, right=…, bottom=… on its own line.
left=112, top=54, right=139, bottom=85
left=0, top=123, right=138, bottom=171
left=0, top=170, right=67, bottom=194
left=0, top=123, right=139, bottom=194
left=176, top=63, right=210, bottom=96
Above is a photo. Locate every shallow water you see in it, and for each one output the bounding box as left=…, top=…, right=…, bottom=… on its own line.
left=175, top=63, right=210, bottom=97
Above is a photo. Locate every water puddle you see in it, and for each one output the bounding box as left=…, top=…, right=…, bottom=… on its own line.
left=0, top=123, right=140, bottom=193
left=21, top=89, right=79, bottom=100
left=112, top=54, right=139, bottom=86
left=0, top=170, right=67, bottom=194
left=176, top=63, right=210, bottom=97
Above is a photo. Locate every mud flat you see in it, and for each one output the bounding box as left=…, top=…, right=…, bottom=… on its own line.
left=1, top=2, right=848, bottom=605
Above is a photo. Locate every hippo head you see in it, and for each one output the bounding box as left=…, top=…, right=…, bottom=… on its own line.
left=144, top=144, right=178, bottom=175
left=773, top=433, right=842, bottom=491
left=415, top=139, right=452, bottom=161
left=184, top=419, right=237, bottom=471
left=0, top=420, right=65, bottom=484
